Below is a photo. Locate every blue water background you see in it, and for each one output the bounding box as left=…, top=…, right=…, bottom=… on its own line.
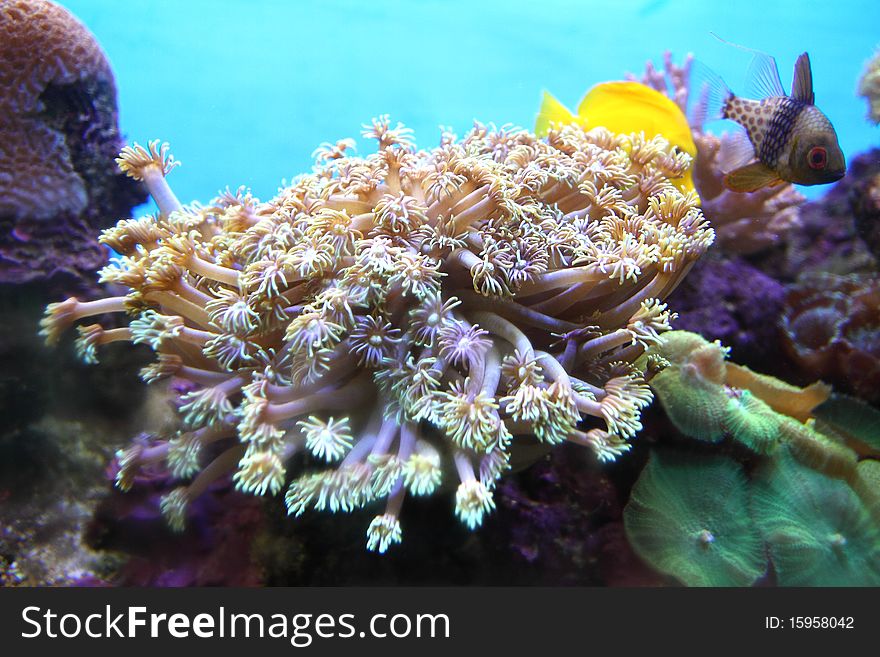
left=61, top=0, right=879, bottom=210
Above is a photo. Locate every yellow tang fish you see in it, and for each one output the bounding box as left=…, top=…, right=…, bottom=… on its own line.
left=535, top=80, right=698, bottom=196
left=693, top=48, right=845, bottom=192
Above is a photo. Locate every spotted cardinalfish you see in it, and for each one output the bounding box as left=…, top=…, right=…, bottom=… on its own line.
left=695, top=46, right=846, bottom=192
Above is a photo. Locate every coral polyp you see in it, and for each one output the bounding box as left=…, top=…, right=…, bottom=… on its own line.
left=42, top=118, right=713, bottom=551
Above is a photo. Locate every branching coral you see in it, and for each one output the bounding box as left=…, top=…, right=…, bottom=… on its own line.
left=42, top=118, right=713, bottom=551
left=781, top=272, right=880, bottom=404
left=858, top=49, right=880, bottom=125
left=631, top=52, right=805, bottom=254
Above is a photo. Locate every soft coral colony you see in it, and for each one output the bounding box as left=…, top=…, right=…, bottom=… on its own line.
left=41, top=117, right=713, bottom=552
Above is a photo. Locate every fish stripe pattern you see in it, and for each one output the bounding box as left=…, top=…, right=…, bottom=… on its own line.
left=759, top=97, right=806, bottom=166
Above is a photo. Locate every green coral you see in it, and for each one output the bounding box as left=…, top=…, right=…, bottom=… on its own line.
left=642, top=330, right=831, bottom=454
left=644, top=332, right=730, bottom=442
left=751, top=450, right=880, bottom=586
left=812, top=393, right=880, bottom=455
left=853, top=460, right=880, bottom=522
left=624, top=450, right=767, bottom=586
left=723, top=391, right=781, bottom=455
left=649, top=363, right=728, bottom=442
left=624, top=330, right=880, bottom=586
left=781, top=416, right=858, bottom=481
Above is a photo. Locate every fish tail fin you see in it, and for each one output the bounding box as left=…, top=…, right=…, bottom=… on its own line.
left=535, top=90, right=577, bottom=137
left=688, top=59, right=734, bottom=130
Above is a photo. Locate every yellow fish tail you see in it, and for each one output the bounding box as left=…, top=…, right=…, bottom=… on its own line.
left=535, top=90, right=578, bottom=138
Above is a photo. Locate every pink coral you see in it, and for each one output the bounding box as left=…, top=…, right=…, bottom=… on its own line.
left=0, top=0, right=145, bottom=291
left=0, top=0, right=113, bottom=219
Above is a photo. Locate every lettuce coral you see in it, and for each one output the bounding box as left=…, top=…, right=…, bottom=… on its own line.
left=42, top=119, right=713, bottom=551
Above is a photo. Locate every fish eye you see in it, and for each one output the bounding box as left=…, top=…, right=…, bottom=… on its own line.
left=807, top=146, right=827, bottom=170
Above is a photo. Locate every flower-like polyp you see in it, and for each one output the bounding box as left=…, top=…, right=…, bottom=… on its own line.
left=623, top=450, right=766, bottom=586
left=751, top=450, right=880, bottom=586
left=41, top=118, right=714, bottom=551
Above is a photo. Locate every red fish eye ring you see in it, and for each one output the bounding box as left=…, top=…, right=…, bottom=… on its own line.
left=808, top=146, right=827, bottom=169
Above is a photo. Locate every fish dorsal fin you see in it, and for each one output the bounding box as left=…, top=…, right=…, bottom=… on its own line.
left=708, top=34, right=785, bottom=99
left=723, top=161, right=783, bottom=192
left=745, top=51, right=786, bottom=99
left=717, top=126, right=757, bottom=173
left=791, top=52, right=814, bottom=104
left=535, top=90, right=578, bottom=137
